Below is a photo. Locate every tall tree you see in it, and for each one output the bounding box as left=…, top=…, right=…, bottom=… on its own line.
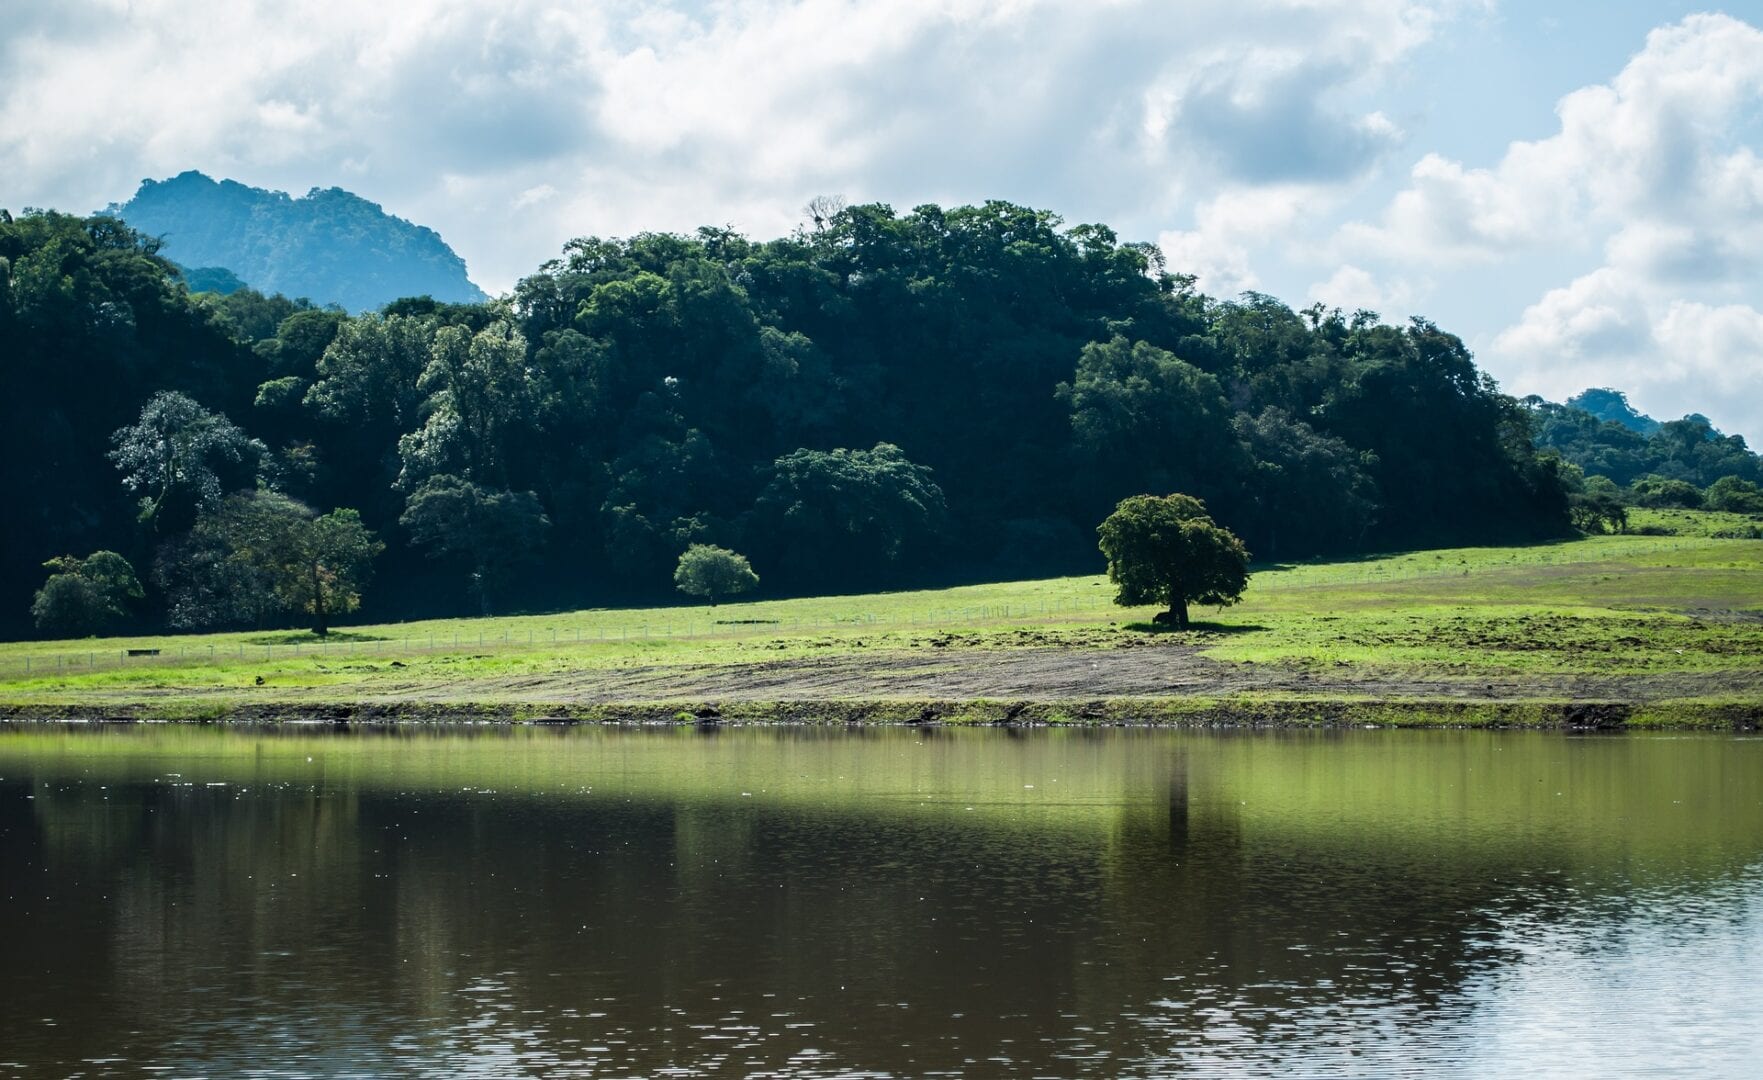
left=400, top=475, right=550, bottom=614
left=398, top=318, right=534, bottom=488
left=202, top=491, right=382, bottom=634
left=748, top=443, right=947, bottom=588
left=108, top=392, right=265, bottom=529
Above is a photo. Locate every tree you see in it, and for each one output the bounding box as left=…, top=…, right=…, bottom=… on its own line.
left=1056, top=336, right=1234, bottom=508
left=30, top=551, right=142, bottom=636
left=748, top=443, right=947, bottom=588
left=1705, top=476, right=1763, bottom=514
left=1569, top=492, right=1628, bottom=534
left=1096, top=494, right=1250, bottom=629
left=397, top=318, right=533, bottom=488
left=674, top=544, right=759, bottom=605
left=400, top=475, right=550, bottom=614
left=152, top=516, right=282, bottom=631
left=1628, top=474, right=1703, bottom=509
left=108, top=391, right=265, bottom=528
left=198, top=491, right=382, bottom=634
left=1230, top=407, right=1378, bottom=557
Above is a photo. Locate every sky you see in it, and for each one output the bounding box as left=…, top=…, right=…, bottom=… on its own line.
left=3, top=0, right=1760, bottom=437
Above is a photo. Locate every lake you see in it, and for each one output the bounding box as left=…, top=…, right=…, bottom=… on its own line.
left=2, top=724, right=1760, bottom=1077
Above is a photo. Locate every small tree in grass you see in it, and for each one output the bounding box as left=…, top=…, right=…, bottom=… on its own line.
left=674, top=544, right=759, bottom=606
left=1097, top=494, right=1250, bottom=629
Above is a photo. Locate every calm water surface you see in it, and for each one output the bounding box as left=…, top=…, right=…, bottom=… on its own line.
left=2, top=725, right=1760, bottom=1077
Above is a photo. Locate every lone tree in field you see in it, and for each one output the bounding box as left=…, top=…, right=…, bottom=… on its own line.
left=674, top=545, right=759, bottom=606
left=1097, top=494, right=1250, bottom=630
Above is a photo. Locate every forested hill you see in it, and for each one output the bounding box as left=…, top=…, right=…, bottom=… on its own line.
left=2, top=202, right=1579, bottom=637
left=1529, top=388, right=1760, bottom=488
left=108, top=172, right=487, bottom=312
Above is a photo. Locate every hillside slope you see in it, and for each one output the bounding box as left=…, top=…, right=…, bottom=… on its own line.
left=109, top=171, right=487, bottom=311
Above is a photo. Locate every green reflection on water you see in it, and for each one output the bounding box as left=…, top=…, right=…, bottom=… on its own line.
left=6, top=725, right=1760, bottom=861
left=2, top=725, right=1760, bottom=1077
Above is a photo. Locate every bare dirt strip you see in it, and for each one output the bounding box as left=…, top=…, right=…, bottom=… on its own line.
left=347, top=644, right=1763, bottom=705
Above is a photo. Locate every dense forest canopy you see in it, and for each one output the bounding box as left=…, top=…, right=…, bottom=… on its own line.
left=108, top=172, right=488, bottom=312
left=1527, top=388, right=1761, bottom=488
left=13, top=198, right=1740, bottom=637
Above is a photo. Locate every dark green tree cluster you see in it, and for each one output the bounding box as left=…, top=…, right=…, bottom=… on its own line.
left=3, top=202, right=1582, bottom=636
left=30, top=552, right=142, bottom=636
left=1527, top=392, right=1760, bottom=489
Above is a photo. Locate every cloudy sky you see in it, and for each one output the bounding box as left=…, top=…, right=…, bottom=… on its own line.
left=4, top=0, right=1760, bottom=436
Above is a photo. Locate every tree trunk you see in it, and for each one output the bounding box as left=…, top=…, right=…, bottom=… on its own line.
left=310, top=559, right=329, bottom=636
left=1168, top=597, right=1189, bottom=629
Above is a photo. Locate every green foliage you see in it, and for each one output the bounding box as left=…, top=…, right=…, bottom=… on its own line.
left=1, top=198, right=1596, bottom=632
left=253, top=376, right=308, bottom=412
left=175, top=264, right=248, bottom=295
left=1058, top=336, right=1235, bottom=508
left=30, top=551, right=142, bottom=636
left=1531, top=396, right=1759, bottom=488
left=108, top=391, right=266, bottom=528
left=1230, top=407, right=1377, bottom=557
left=304, top=313, right=434, bottom=427
left=400, top=475, right=550, bottom=614
left=398, top=319, right=533, bottom=488
left=1704, top=476, right=1763, bottom=514
left=1566, top=387, right=1660, bottom=435
left=674, top=544, right=760, bottom=605
left=1096, top=494, right=1250, bottom=628
left=751, top=444, right=947, bottom=588
left=155, top=492, right=381, bottom=633
left=1629, top=474, right=1704, bottom=509
left=1569, top=492, right=1628, bottom=534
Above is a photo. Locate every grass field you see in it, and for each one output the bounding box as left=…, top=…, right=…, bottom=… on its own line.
left=2, top=509, right=1759, bottom=726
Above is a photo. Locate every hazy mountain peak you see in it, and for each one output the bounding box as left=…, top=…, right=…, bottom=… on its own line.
left=108, top=172, right=487, bottom=313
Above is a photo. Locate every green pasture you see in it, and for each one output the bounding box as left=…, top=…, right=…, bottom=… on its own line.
left=0, top=512, right=1758, bottom=710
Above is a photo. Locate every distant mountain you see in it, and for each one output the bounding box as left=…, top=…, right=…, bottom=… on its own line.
left=108, top=171, right=488, bottom=312
left=173, top=263, right=250, bottom=295
left=1529, top=388, right=1757, bottom=488
left=1566, top=388, right=1662, bottom=436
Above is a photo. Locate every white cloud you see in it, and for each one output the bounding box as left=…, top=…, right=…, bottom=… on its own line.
left=1339, top=13, right=1763, bottom=265
left=1323, top=13, right=1763, bottom=436
left=1495, top=269, right=1763, bottom=435
left=0, top=0, right=1466, bottom=294
left=1157, top=186, right=1322, bottom=297
left=511, top=184, right=558, bottom=212
left=1305, top=263, right=1421, bottom=319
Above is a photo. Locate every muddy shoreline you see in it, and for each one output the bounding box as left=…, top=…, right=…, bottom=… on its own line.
left=6, top=642, right=1761, bottom=729
left=4, top=697, right=1759, bottom=730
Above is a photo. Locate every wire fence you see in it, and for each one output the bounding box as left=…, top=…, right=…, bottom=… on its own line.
left=0, top=598, right=1108, bottom=681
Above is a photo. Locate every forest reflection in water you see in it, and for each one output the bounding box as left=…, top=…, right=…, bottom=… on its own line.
left=1, top=724, right=1760, bottom=1077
